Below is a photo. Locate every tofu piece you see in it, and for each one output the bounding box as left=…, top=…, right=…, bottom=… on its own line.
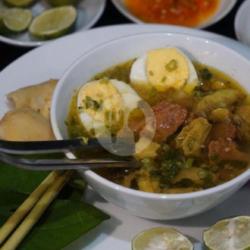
left=0, top=108, right=55, bottom=141
left=7, top=79, right=57, bottom=119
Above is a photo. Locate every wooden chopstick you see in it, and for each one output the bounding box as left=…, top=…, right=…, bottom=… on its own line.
left=0, top=171, right=60, bottom=245
left=0, top=171, right=72, bottom=250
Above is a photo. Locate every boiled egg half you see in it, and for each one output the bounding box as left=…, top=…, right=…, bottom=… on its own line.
left=130, top=47, right=198, bottom=92
left=77, top=79, right=141, bottom=137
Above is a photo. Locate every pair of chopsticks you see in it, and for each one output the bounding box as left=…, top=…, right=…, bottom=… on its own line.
left=0, top=170, right=72, bottom=250
left=0, top=138, right=136, bottom=249
left=0, top=138, right=136, bottom=171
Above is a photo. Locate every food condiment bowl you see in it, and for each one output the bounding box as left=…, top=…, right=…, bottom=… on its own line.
left=51, top=32, right=250, bottom=220
left=111, top=0, right=237, bottom=29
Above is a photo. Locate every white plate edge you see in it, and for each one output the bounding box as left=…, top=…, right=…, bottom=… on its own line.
left=0, top=0, right=106, bottom=47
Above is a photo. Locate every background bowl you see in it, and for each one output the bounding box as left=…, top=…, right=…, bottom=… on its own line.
left=235, top=0, right=250, bottom=47
left=51, top=32, right=250, bottom=220
left=111, top=0, right=237, bottom=29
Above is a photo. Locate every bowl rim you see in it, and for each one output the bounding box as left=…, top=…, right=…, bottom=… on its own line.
left=111, top=0, right=237, bottom=29
left=51, top=31, right=250, bottom=200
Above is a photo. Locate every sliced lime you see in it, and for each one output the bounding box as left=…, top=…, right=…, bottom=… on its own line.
left=132, top=227, right=193, bottom=250
left=29, top=6, right=77, bottom=40
left=0, top=8, right=32, bottom=34
left=203, top=216, right=250, bottom=250
left=4, top=0, right=34, bottom=8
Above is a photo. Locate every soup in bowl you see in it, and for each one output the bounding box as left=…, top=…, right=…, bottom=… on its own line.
left=51, top=33, right=250, bottom=219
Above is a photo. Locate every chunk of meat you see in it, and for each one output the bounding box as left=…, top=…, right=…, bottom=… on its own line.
left=129, top=101, right=188, bottom=142
left=195, top=89, right=244, bottom=116
left=209, top=122, right=236, bottom=141
left=208, top=138, right=249, bottom=162
left=176, top=117, right=212, bottom=157
left=234, top=105, right=250, bottom=142
left=217, top=167, right=246, bottom=182
left=152, top=101, right=188, bottom=142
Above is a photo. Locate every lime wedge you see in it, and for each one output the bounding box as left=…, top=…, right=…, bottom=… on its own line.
left=132, top=227, right=193, bottom=250
left=0, top=8, right=32, bottom=34
left=4, top=0, right=34, bottom=8
left=29, top=6, right=77, bottom=40
left=203, top=216, right=250, bottom=250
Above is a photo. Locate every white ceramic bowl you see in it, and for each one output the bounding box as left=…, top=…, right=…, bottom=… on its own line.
left=112, top=0, right=237, bottom=29
left=51, top=32, right=250, bottom=220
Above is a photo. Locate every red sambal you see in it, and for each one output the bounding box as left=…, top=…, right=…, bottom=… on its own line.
left=125, top=0, right=220, bottom=27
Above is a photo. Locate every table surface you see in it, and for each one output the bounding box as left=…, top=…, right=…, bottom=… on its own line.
left=0, top=0, right=246, bottom=71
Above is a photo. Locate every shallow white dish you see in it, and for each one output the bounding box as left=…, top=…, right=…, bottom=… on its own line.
left=112, top=0, right=237, bottom=29
left=0, top=24, right=249, bottom=249
left=235, top=0, right=250, bottom=47
left=0, top=0, right=106, bottom=47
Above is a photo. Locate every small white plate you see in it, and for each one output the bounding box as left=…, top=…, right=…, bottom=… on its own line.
left=235, top=0, right=250, bottom=46
left=112, top=0, right=237, bottom=29
left=0, top=0, right=106, bottom=47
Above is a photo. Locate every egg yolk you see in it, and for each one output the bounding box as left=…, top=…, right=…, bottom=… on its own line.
left=77, top=80, right=124, bottom=134
left=146, top=48, right=189, bottom=91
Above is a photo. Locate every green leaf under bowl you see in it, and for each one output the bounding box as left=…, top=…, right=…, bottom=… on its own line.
left=0, top=163, right=49, bottom=194
left=0, top=189, right=27, bottom=224
left=17, top=200, right=109, bottom=250
left=0, top=163, right=109, bottom=249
